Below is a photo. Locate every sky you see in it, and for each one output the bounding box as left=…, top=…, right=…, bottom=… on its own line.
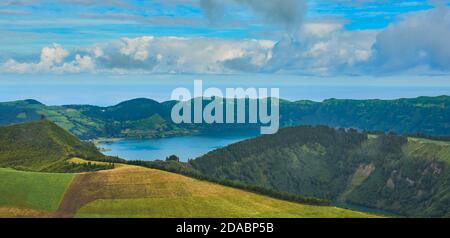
left=0, top=0, right=450, bottom=104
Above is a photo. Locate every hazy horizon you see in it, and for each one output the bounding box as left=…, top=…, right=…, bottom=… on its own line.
left=1, top=74, right=450, bottom=106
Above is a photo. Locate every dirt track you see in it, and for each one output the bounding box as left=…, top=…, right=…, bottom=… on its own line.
left=55, top=172, right=101, bottom=218
left=54, top=165, right=186, bottom=218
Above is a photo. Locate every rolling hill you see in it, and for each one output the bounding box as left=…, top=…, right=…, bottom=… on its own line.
left=1, top=95, right=450, bottom=139
left=0, top=120, right=119, bottom=172
left=0, top=121, right=377, bottom=218
left=0, top=168, right=73, bottom=217
left=0, top=163, right=376, bottom=218
left=190, top=126, right=450, bottom=217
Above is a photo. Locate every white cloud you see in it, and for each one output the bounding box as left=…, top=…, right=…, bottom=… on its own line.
left=40, top=44, right=69, bottom=66
left=370, top=4, right=450, bottom=73
left=85, top=31, right=375, bottom=75
left=260, top=3, right=450, bottom=75
left=59, top=54, right=95, bottom=73
left=119, top=36, right=154, bottom=61
left=1, top=44, right=94, bottom=73
left=93, top=36, right=275, bottom=74
left=263, top=22, right=377, bottom=74
left=1, top=37, right=274, bottom=74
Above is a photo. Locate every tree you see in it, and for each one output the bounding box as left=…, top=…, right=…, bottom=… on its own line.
left=166, top=155, right=180, bottom=162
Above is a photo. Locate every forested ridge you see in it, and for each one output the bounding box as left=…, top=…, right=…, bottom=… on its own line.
left=188, top=125, right=450, bottom=217
left=1, top=96, right=450, bottom=139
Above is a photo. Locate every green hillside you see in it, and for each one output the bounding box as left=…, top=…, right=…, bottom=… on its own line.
left=0, top=168, right=73, bottom=215
left=0, top=165, right=376, bottom=218
left=0, top=121, right=377, bottom=218
left=191, top=126, right=450, bottom=217
left=0, top=120, right=118, bottom=172
left=1, top=95, right=450, bottom=139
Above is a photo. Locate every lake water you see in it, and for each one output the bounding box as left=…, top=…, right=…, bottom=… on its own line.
left=100, top=134, right=256, bottom=162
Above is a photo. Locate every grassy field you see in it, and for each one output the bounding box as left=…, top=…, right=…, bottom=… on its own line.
left=0, top=162, right=376, bottom=218
left=369, top=135, right=450, bottom=164
left=405, top=138, right=450, bottom=163
left=63, top=165, right=376, bottom=218
left=0, top=168, right=73, bottom=216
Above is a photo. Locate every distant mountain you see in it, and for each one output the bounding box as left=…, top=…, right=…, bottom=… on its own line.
left=282, top=96, right=450, bottom=136
left=68, top=98, right=169, bottom=121
left=190, top=125, right=450, bottom=217
left=0, top=120, right=120, bottom=172
left=0, top=99, right=43, bottom=125
left=1, top=95, right=450, bottom=139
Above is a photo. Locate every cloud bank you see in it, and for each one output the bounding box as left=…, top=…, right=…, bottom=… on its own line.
left=1, top=37, right=274, bottom=74
left=371, top=3, right=450, bottom=73
left=1, top=1, right=449, bottom=75
left=2, top=44, right=94, bottom=73
left=263, top=22, right=376, bottom=74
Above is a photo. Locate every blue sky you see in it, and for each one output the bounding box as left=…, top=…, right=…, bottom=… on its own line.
left=0, top=0, right=435, bottom=46
left=0, top=0, right=449, bottom=76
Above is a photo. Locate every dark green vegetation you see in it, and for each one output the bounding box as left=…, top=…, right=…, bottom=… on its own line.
left=0, top=120, right=121, bottom=172
left=280, top=96, right=450, bottom=136
left=1, top=96, right=450, bottom=139
left=186, top=126, right=450, bottom=218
